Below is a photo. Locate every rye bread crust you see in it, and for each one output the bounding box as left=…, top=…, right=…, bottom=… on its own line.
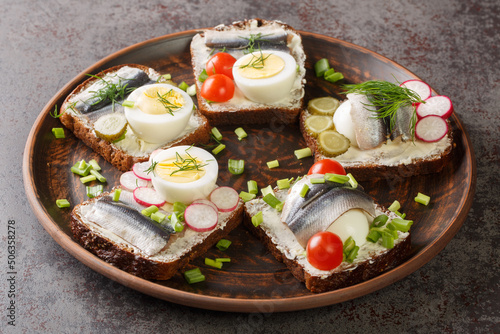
left=190, top=18, right=305, bottom=126
left=71, top=192, right=244, bottom=280
left=299, top=110, right=455, bottom=181
left=60, top=64, right=211, bottom=172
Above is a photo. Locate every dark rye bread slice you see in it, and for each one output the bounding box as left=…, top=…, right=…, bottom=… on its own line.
left=299, top=110, right=455, bottom=181
left=243, top=189, right=412, bottom=293
left=71, top=189, right=244, bottom=280
left=190, top=18, right=306, bottom=126
left=60, top=64, right=211, bottom=172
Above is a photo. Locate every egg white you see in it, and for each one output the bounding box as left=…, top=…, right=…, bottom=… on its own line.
left=150, top=146, right=218, bottom=204
left=326, top=209, right=370, bottom=247
left=124, top=83, right=193, bottom=144
left=232, top=50, right=297, bottom=104
left=332, top=99, right=358, bottom=147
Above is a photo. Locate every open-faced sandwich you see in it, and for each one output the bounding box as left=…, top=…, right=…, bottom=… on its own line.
left=59, top=64, right=211, bottom=172
left=190, top=18, right=306, bottom=125
left=70, top=145, right=243, bottom=280
left=243, top=160, right=413, bottom=293
left=301, top=79, right=455, bottom=180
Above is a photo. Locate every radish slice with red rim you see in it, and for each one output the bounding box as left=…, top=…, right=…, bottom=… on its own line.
left=133, top=187, right=166, bottom=207
left=400, top=80, right=432, bottom=101
left=132, top=161, right=153, bottom=181
left=184, top=203, right=218, bottom=232
left=209, top=186, right=240, bottom=212
left=415, top=115, right=448, bottom=142
left=416, top=95, right=454, bottom=119
left=192, top=199, right=219, bottom=212
left=120, top=171, right=150, bottom=191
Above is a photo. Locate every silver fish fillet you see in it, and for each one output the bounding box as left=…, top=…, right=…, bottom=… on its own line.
left=281, top=177, right=375, bottom=248
left=390, top=104, right=414, bottom=142
left=85, top=196, right=173, bottom=256
left=204, top=29, right=288, bottom=50
left=348, top=93, right=387, bottom=150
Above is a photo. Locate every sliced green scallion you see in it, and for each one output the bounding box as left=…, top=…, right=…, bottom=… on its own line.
left=52, top=127, right=65, bottom=139
left=247, top=180, right=258, bottom=194
left=251, top=211, right=264, bottom=227
left=371, top=214, right=389, bottom=227
left=314, top=58, right=330, bottom=77
left=151, top=211, right=167, bottom=224
left=388, top=200, right=401, bottom=212
left=184, top=267, right=205, bottom=284
left=198, top=69, right=209, bottom=83
left=205, top=258, right=223, bottom=269
left=211, top=127, right=223, bottom=141
left=215, top=258, right=231, bottom=263
left=366, top=229, right=381, bottom=243
left=112, top=189, right=122, bottom=202
left=415, top=192, right=431, bottom=206
left=266, top=160, right=279, bottom=169
left=239, top=191, right=256, bottom=202
left=260, top=185, right=275, bottom=197
left=391, top=217, right=414, bottom=232
left=178, top=81, right=189, bottom=91
left=212, top=143, right=226, bottom=155
left=186, top=84, right=197, bottom=96
left=262, top=193, right=282, bottom=209
left=326, top=173, right=349, bottom=184
left=88, top=159, right=101, bottom=171
left=277, top=178, right=291, bottom=190
left=275, top=201, right=285, bottom=212
left=122, top=100, right=135, bottom=108
left=90, top=169, right=106, bottom=183
left=234, top=127, right=247, bottom=140
left=347, top=173, right=358, bottom=189
left=80, top=175, right=97, bottom=184
left=294, top=147, right=312, bottom=159
left=299, top=184, right=309, bottom=198
left=310, top=177, right=325, bottom=184
left=86, top=185, right=103, bottom=198
left=216, top=239, right=232, bottom=251
left=141, top=205, right=159, bottom=217
left=71, top=160, right=92, bottom=177
left=56, top=199, right=70, bottom=208
left=228, top=159, right=245, bottom=175
left=325, top=71, right=344, bottom=83
left=381, top=232, right=395, bottom=249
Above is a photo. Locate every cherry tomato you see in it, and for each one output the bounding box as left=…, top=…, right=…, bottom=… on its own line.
left=306, top=231, right=343, bottom=271
left=206, top=52, right=237, bottom=80
left=200, top=74, right=235, bottom=102
left=307, top=159, right=346, bottom=176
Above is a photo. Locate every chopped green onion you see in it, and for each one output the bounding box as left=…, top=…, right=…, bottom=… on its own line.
left=239, top=191, right=256, bottom=202
left=371, top=214, right=389, bottom=227
left=71, top=160, right=92, bottom=177
left=211, top=127, right=223, bottom=141
left=388, top=200, right=401, bottom=212
left=325, top=71, right=344, bottom=83
left=347, top=173, right=358, bottom=189
left=112, top=189, right=122, bottom=202
left=122, top=100, right=135, bottom=108
left=215, top=258, right=231, bottom=263
left=216, top=239, right=232, bottom=251
left=198, top=69, right=209, bottom=83
left=343, top=236, right=356, bottom=254
left=294, top=147, right=312, bottom=159
left=169, top=212, right=184, bottom=232
left=262, top=193, right=282, bottom=209
left=266, top=160, right=279, bottom=169
left=234, top=127, right=247, bottom=140
left=391, top=217, right=414, bottom=232
left=323, top=68, right=336, bottom=77
left=299, top=184, right=309, bottom=198
left=260, top=185, right=275, bottom=197
left=173, top=202, right=187, bottom=215
left=277, top=178, right=291, bottom=190
left=247, top=180, right=258, bottom=194
left=228, top=159, right=245, bottom=175
left=186, top=84, right=197, bottom=96
left=205, top=258, right=223, bottom=269
left=178, top=81, right=189, bottom=91
left=80, top=174, right=97, bottom=184
left=275, top=201, right=285, bottom=212
left=212, top=143, right=226, bottom=155
left=184, top=267, right=205, bottom=284
left=314, top=58, right=330, bottom=77
left=310, top=177, right=325, bottom=184
left=381, top=232, right=395, bottom=249
left=345, top=246, right=359, bottom=263
left=90, top=169, right=106, bottom=183
left=326, top=173, right=349, bottom=184
left=395, top=210, right=406, bottom=218
left=52, top=127, right=65, bottom=139
left=251, top=211, right=264, bottom=227
left=78, top=160, right=87, bottom=170
left=141, top=205, right=159, bottom=217
left=56, top=199, right=70, bottom=208
left=151, top=211, right=167, bottom=224
left=161, top=73, right=172, bottom=80
left=86, top=185, right=103, bottom=198
left=415, top=192, right=431, bottom=206
left=366, top=229, right=381, bottom=243
left=89, top=159, right=101, bottom=171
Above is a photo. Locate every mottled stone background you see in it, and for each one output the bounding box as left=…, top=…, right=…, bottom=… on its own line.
left=1, top=0, right=498, bottom=333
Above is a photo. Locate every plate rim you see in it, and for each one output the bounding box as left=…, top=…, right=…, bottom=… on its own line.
left=22, top=29, right=477, bottom=313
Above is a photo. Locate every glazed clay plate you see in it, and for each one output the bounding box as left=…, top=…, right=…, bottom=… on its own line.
left=23, top=30, right=476, bottom=312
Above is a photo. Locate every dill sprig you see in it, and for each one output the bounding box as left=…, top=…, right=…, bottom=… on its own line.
left=86, top=74, right=136, bottom=112
left=145, top=160, right=158, bottom=176
left=170, top=150, right=208, bottom=176
left=239, top=50, right=271, bottom=70
left=156, top=89, right=181, bottom=115
left=342, top=80, right=424, bottom=135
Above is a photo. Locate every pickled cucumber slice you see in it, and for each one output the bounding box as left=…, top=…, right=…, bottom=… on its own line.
left=94, top=113, right=128, bottom=142
left=305, top=115, right=334, bottom=137
left=318, top=130, right=350, bottom=156
left=308, top=97, right=340, bottom=115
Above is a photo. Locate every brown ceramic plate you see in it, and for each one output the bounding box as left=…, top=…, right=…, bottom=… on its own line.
left=23, top=30, right=476, bottom=312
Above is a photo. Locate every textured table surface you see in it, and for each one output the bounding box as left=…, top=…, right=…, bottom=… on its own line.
left=2, top=0, right=499, bottom=333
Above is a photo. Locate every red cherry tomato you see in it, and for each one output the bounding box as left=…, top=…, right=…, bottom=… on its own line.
left=206, top=52, right=237, bottom=80
left=307, top=159, right=346, bottom=176
left=200, top=74, right=235, bottom=102
left=306, top=231, right=343, bottom=271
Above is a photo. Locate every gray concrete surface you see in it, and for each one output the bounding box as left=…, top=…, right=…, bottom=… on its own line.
left=1, top=0, right=498, bottom=333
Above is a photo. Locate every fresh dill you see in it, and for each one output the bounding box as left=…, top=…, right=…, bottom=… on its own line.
left=342, top=80, right=424, bottom=136
left=239, top=50, right=271, bottom=70
left=145, top=160, right=158, bottom=175
left=242, top=33, right=271, bottom=53
left=170, top=150, right=208, bottom=176
left=156, top=89, right=181, bottom=115
left=86, top=74, right=136, bottom=112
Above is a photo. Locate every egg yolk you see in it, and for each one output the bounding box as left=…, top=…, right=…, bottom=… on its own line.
left=137, top=86, right=185, bottom=115
left=155, top=156, right=206, bottom=183
left=237, top=53, right=285, bottom=79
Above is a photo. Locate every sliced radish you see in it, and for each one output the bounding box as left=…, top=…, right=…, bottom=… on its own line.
left=133, top=187, right=166, bottom=207
left=416, top=95, right=453, bottom=119
left=132, top=161, right=153, bottom=181
left=184, top=203, right=218, bottom=232
left=192, top=199, right=219, bottom=212
left=415, top=115, right=448, bottom=142
left=120, top=171, right=149, bottom=191
left=400, top=80, right=432, bottom=101
left=209, top=186, right=240, bottom=212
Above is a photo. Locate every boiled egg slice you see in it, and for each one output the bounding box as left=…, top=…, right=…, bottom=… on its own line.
left=326, top=209, right=370, bottom=247
left=150, top=146, right=218, bottom=204
left=332, top=99, right=358, bottom=148
left=124, top=83, right=193, bottom=144
left=232, top=50, right=297, bottom=104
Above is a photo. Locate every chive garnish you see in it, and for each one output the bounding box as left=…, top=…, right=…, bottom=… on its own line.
left=216, top=239, right=232, bottom=251
left=239, top=191, right=256, bottom=202
left=228, top=159, right=245, bottom=175
left=112, top=189, right=121, bottom=202
left=52, top=127, right=65, bottom=139
left=251, top=211, right=264, bottom=227
left=247, top=180, right=258, bottom=194
left=415, top=192, right=431, bottom=206
left=205, top=258, right=223, bottom=269
left=56, top=199, right=70, bottom=208
left=266, top=160, right=279, bottom=169
left=234, top=127, right=247, bottom=140
left=294, top=147, right=312, bottom=159
left=184, top=268, right=205, bottom=284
